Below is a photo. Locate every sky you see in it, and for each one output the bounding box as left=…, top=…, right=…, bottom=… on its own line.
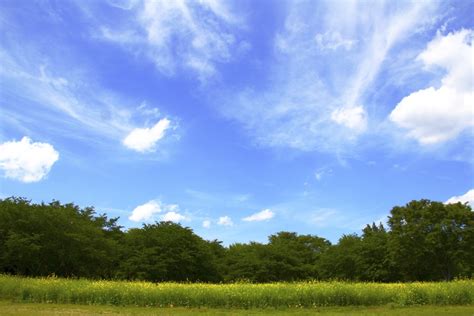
left=0, top=0, right=473, bottom=245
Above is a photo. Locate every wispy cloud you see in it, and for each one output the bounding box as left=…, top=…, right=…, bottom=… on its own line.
left=0, top=48, right=131, bottom=140
left=185, top=189, right=252, bottom=207
left=218, top=1, right=439, bottom=153
left=217, top=216, right=233, bottom=226
left=242, top=209, right=274, bottom=222
left=314, top=166, right=333, bottom=181
left=0, top=46, right=175, bottom=151
left=97, top=0, right=246, bottom=80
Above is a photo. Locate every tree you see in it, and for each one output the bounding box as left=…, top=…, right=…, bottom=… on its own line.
left=388, top=200, right=474, bottom=281
left=118, top=222, right=220, bottom=282
left=0, top=197, right=122, bottom=278
left=223, top=242, right=270, bottom=282
left=317, top=234, right=362, bottom=280
left=267, top=232, right=330, bottom=280
left=358, top=222, right=395, bottom=281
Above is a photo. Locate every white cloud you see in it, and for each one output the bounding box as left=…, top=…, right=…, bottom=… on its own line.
left=217, top=216, right=233, bottom=226
left=0, top=137, right=59, bottom=183
left=106, top=0, right=139, bottom=10
left=331, top=106, right=367, bottom=133
left=315, top=31, right=356, bottom=51
left=220, top=1, right=436, bottom=153
left=314, top=167, right=332, bottom=181
left=310, top=209, right=337, bottom=225
left=202, top=220, right=211, bottom=228
left=129, top=200, right=162, bottom=222
left=0, top=48, right=154, bottom=146
left=446, top=189, right=474, bottom=206
left=242, top=209, right=274, bottom=222
left=161, top=211, right=189, bottom=223
left=100, top=0, right=244, bottom=79
left=129, top=199, right=181, bottom=222
left=1, top=12, right=178, bottom=152
left=390, top=29, right=474, bottom=145
left=123, top=118, right=171, bottom=152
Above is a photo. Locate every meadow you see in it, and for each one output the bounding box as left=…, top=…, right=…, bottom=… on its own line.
left=0, top=275, right=473, bottom=310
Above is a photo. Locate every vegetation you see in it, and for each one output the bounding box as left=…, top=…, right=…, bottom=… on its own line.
left=1, top=301, right=474, bottom=316
left=0, top=197, right=473, bottom=283
left=0, top=275, right=473, bottom=308
left=1, top=300, right=473, bottom=316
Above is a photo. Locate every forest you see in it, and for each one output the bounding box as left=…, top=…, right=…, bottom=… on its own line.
left=0, top=197, right=473, bottom=283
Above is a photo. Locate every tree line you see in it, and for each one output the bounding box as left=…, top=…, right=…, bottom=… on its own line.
left=0, top=197, right=472, bottom=282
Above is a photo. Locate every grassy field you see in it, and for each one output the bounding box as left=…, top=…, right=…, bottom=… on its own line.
left=0, top=275, right=473, bottom=310
left=1, top=301, right=473, bottom=315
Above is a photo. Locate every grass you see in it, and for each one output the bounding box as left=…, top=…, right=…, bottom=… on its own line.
left=0, top=301, right=473, bottom=315
left=0, top=275, right=473, bottom=310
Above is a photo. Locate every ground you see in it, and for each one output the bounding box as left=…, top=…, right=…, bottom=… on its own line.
left=0, top=301, right=473, bottom=315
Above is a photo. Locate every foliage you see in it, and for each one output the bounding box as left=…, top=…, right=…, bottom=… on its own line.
left=0, top=197, right=473, bottom=282
left=118, top=222, right=219, bottom=282
left=0, top=275, right=473, bottom=308
left=0, top=197, right=121, bottom=278
left=387, top=200, right=474, bottom=281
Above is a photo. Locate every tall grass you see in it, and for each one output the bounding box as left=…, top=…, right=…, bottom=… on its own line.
left=0, top=275, right=472, bottom=308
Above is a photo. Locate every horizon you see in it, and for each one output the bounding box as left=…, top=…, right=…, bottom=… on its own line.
left=0, top=0, right=473, bottom=246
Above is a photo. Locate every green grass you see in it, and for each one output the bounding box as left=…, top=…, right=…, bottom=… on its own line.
left=0, top=275, right=473, bottom=309
left=0, top=301, right=473, bottom=315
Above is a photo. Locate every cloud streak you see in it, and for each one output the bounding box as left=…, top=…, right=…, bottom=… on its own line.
left=99, top=0, right=246, bottom=80
left=242, top=209, right=274, bottom=222
left=218, top=1, right=439, bottom=153
left=0, top=46, right=175, bottom=152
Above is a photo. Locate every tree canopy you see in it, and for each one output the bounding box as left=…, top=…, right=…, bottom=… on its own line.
left=0, top=197, right=472, bottom=282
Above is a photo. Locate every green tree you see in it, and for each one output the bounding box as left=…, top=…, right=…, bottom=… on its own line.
left=317, top=234, right=362, bottom=280
left=388, top=200, right=474, bottom=281
left=118, top=222, right=220, bottom=282
left=0, top=197, right=122, bottom=278
left=358, top=222, right=395, bottom=281
left=223, top=242, right=270, bottom=282
left=267, top=232, right=330, bottom=280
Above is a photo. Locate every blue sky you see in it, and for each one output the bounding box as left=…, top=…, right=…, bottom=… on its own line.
left=0, top=0, right=473, bottom=245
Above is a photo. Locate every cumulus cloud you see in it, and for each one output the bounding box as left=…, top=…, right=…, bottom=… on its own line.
left=390, top=29, right=474, bottom=145
left=446, top=189, right=474, bottom=206
left=129, top=199, right=183, bottom=222
left=0, top=137, right=59, bottom=183
left=217, top=216, right=233, bottom=226
left=161, top=211, right=189, bottom=222
left=123, top=118, right=170, bottom=152
left=100, top=0, right=244, bottom=79
left=242, top=209, right=274, bottom=222
left=202, top=220, right=211, bottom=228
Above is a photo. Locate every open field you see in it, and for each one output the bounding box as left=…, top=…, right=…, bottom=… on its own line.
left=1, top=275, right=473, bottom=310
left=0, top=301, right=474, bottom=315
